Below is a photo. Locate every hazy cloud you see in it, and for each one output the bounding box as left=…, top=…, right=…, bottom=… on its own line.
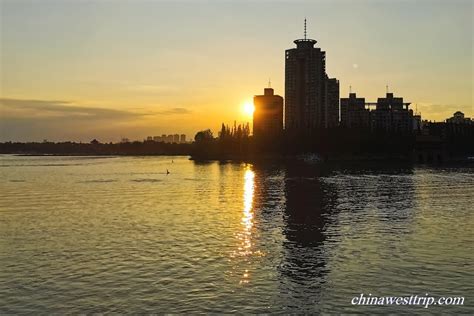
left=0, top=98, right=146, bottom=120
left=0, top=98, right=192, bottom=118
left=0, top=98, right=193, bottom=142
left=159, top=107, right=191, bottom=115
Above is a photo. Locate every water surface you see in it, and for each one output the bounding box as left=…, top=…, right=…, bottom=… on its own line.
left=0, top=155, right=472, bottom=313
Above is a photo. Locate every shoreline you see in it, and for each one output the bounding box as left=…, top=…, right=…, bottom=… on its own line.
left=2, top=152, right=473, bottom=165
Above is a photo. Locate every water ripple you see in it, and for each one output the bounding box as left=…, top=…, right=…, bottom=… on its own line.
left=0, top=156, right=472, bottom=313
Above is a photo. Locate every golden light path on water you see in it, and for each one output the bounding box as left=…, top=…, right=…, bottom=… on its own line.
left=230, top=166, right=264, bottom=285
left=242, top=168, right=254, bottom=247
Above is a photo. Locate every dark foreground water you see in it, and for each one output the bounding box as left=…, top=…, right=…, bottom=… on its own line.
left=0, top=155, right=473, bottom=314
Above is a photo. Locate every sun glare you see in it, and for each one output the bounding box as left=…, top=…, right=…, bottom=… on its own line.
left=242, top=101, right=255, bottom=117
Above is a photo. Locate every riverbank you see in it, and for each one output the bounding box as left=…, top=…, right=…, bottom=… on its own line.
left=0, top=141, right=192, bottom=156
left=189, top=152, right=474, bottom=165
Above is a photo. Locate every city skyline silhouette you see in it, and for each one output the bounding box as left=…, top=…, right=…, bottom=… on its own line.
left=1, top=0, right=472, bottom=143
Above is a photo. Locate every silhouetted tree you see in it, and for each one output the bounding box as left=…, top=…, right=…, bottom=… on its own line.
left=194, top=129, right=214, bottom=143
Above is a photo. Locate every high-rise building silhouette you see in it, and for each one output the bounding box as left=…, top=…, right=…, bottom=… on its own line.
left=372, top=92, right=412, bottom=132
left=253, top=87, right=283, bottom=138
left=341, top=91, right=414, bottom=133
left=340, top=92, right=370, bottom=129
left=285, top=19, right=339, bottom=132
left=325, top=77, right=340, bottom=128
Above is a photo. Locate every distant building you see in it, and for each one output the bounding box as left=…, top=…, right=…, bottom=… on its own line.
left=340, top=93, right=369, bottom=129
left=173, top=134, right=180, bottom=143
left=253, top=87, right=283, bottom=138
left=325, top=77, right=340, bottom=127
left=413, top=114, right=422, bottom=132
left=148, top=133, right=186, bottom=143
left=285, top=19, right=339, bottom=131
left=446, top=111, right=472, bottom=124
left=370, top=92, right=413, bottom=133
left=340, top=92, right=414, bottom=133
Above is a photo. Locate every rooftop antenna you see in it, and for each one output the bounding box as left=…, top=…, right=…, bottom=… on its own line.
left=304, top=18, right=307, bottom=40
left=268, top=78, right=271, bottom=88
left=349, top=85, right=352, bottom=94
left=386, top=84, right=389, bottom=94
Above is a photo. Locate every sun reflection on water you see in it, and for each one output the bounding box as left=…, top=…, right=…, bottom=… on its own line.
left=242, top=168, right=254, bottom=249
left=230, top=166, right=264, bottom=285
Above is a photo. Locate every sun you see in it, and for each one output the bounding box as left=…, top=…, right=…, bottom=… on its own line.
left=242, top=101, right=255, bottom=117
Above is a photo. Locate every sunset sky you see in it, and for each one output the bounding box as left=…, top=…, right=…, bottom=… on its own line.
left=1, top=0, right=472, bottom=142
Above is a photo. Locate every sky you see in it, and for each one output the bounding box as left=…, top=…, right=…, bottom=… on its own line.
left=1, top=0, right=472, bottom=142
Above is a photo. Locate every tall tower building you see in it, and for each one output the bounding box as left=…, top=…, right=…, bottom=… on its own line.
left=253, top=87, right=283, bottom=138
left=285, top=20, right=339, bottom=132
